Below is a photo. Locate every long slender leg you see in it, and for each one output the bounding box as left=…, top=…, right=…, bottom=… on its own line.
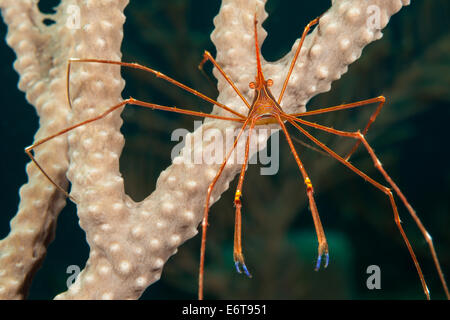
left=197, top=61, right=219, bottom=92
left=287, top=115, right=449, bottom=299
left=199, top=117, right=252, bottom=300
left=359, top=134, right=449, bottom=299
left=233, top=119, right=256, bottom=277
left=67, top=58, right=246, bottom=119
left=278, top=17, right=320, bottom=105
left=292, top=135, right=332, bottom=158
left=276, top=115, right=329, bottom=270
left=289, top=116, right=449, bottom=299
left=26, top=97, right=244, bottom=200
left=199, top=51, right=252, bottom=110
left=344, top=97, right=385, bottom=160
left=289, top=96, right=386, bottom=160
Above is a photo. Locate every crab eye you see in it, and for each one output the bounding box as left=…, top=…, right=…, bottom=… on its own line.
left=266, top=79, right=273, bottom=87
left=249, top=82, right=256, bottom=89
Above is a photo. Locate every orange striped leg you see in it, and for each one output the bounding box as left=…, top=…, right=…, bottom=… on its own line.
left=67, top=58, right=246, bottom=119
left=199, top=51, right=252, bottom=110
left=199, top=117, right=252, bottom=300
left=276, top=115, right=329, bottom=270
left=233, top=120, right=257, bottom=277
left=278, top=16, right=320, bottom=105
left=290, top=115, right=450, bottom=299
left=290, top=96, right=386, bottom=160
left=26, top=97, right=244, bottom=202
left=286, top=115, right=446, bottom=299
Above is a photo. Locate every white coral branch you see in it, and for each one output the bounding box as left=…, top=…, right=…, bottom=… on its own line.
left=0, top=0, right=74, bottom=299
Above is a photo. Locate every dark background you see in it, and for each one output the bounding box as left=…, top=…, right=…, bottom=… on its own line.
left=0, top=0, right=449, bottom=299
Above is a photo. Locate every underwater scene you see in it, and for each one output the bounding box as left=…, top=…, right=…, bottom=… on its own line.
left=0, top=0, right=449, bottom=300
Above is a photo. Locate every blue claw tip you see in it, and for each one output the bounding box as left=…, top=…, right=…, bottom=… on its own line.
left=235, top=261, right=242, bottom=274
left=242, top=264, right=252, bottom=278
left=235, top=261, right=252, bottom=278
left=315, top=255, right=322, bottom=271
left=315, top=253, right=330, bottom=270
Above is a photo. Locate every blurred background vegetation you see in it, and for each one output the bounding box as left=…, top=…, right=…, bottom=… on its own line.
left=0, top=0, right=449, bottom=299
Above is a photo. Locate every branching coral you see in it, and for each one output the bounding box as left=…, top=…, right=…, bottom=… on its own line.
left=0, top=0, right=410, bottom=299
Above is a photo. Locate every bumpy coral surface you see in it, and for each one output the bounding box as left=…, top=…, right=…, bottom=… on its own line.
left=0, top=0, right=409, bottom=299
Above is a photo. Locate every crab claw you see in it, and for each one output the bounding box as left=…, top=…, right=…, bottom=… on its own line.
left=315, top=252, right=329, bottom=271
left=235, top=260, right=252, bottom=278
